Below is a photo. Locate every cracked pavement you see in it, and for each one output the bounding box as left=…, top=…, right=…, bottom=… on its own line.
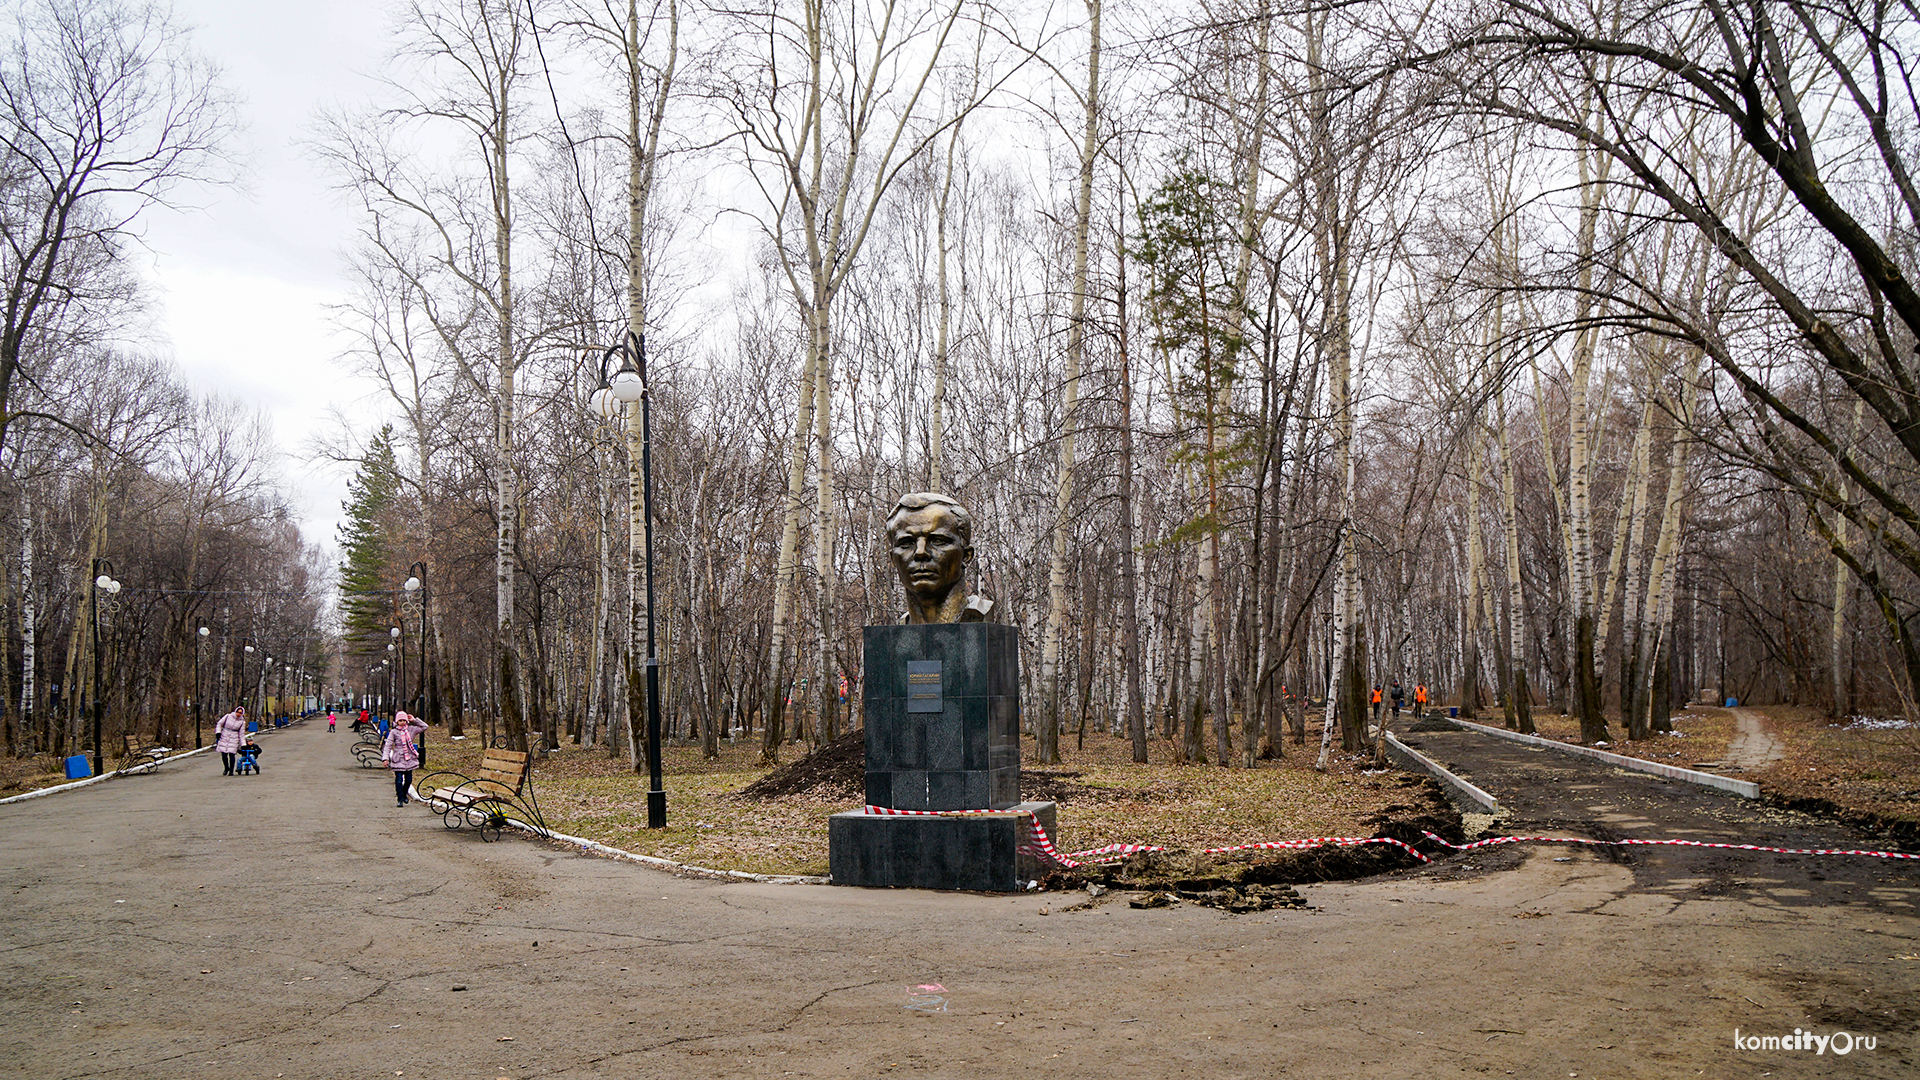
left=2, top=721, right=1915, bottom=1078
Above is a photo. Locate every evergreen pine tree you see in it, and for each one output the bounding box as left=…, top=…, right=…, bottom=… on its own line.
left=338, top=427, right=402, bottom=667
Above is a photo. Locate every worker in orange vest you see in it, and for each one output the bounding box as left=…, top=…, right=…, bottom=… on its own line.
left=1371, top=684, right=1383, bottom=720
left=1413, top=682, right=1428, bottom=720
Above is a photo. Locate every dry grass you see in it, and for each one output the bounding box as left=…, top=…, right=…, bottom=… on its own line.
left=0, top=747, right=204, bottom=795
left=421, top=730, right=1413, bottom=876
left=1747, top=706, right=1920, bottom=826
left=0, top=754, right=71, bottom=796
left=1519, top=706, right=1738, bottom=768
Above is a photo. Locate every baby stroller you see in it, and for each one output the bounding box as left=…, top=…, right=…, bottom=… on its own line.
left=235, top=742, right=262, bottom=775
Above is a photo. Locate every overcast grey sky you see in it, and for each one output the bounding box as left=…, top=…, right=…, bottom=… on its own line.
left=138, top=0, right=394, bottom=555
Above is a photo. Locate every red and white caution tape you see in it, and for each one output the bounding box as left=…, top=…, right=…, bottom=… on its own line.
left=859, top=807, right=1919, bottom=872
left=861, top=806, right=1426, bottom=869
left=1420, top=830, right=1920, bottom=862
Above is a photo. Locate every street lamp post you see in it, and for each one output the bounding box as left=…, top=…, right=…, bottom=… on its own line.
left=240, top=644, right=255, bottom=727
left=590, top=330, right=666, bottom=828
left=89, top=560, right=121, bottom=776
left=390, top=625, right=403, bottom=718
left=405, top=564, right=428, bottom=722
left=195, top=624, right=210, bottom=748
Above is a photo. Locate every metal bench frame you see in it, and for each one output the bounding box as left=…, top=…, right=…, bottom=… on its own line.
left=116, top=734, right=171, bottom=776
left=350, top=728, right=385, bottom=768
left=418, top=748, right=548, bottom=841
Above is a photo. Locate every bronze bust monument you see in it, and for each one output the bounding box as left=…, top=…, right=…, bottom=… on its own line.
left=885, top=492, right=994, bottom=624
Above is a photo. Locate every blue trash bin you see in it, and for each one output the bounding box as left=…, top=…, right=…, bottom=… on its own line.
left=246, top=720, right=259, bottom=732
left=1449, top=706, right=1459, bottom=718
left=1724, top=697, right=1738, bottom=708
left=64, top=755, right=92, bottom=780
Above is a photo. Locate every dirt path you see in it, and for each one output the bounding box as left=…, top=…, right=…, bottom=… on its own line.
left=2, top=722, right=1915, bottom=1079
left=1724, top=706, right=1788, bottom=770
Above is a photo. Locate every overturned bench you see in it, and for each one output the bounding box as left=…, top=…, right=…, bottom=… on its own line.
left=418, top=748, right=548, bottom=841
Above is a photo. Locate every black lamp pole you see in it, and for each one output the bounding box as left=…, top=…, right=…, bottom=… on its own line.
left=597, top=331, right=666, bottom=828
left=391, top=624, right=404, bottom=718
left=407, top=561, right=429, bottom=720
left=636, top=334, right=666, bottom=829
left=89, top=558, right=118, bottom=776
left=194, top=623, right=209, bottom=749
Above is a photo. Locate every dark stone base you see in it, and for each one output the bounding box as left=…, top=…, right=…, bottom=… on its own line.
left=863, top=623, right=1020, bottom=810
left=829, top=802, right=1058, bottom=892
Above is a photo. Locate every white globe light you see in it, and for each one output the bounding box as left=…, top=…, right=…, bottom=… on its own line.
left=198, top=626, right=210, bottom=637
left=390, top=626, right=401, bottom=638
left=244, top=645, right=254, bottom=654
left=108, top=579, right=121, bottom=593
left=609, top=369, right=644, bottom=403
left=589, top=386, right=620, bottom=419
left=404, top=576, right=421, bottom=592
left=95, top=575, right=112, bottom=590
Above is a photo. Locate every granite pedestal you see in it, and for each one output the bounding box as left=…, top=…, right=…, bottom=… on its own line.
left=829, top=623, right=1057, bottom=891
left=829, top=801, right=1057, bottom=891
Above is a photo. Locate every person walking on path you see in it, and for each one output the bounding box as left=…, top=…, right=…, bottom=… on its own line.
left=1413, top=683, right=1428, bottom=720
left=327, top=711, right=337, bottom=733
left=214, top=706, right=247, bottom=776
left=381, top=711, right=428, bottom=807
left=1371, top=685, right=1383, bottom=720
left=1389, top=681, right=1405, bottom=721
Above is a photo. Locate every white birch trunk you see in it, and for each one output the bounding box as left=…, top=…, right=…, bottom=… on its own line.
left=1463, top=430, right=1486, bottom=718
left=1036, top=0, right=1102, bottom=767
left=1497, top=390, right=1534, bottom=734
left=1596, top=399, right=1654, bottom=685
left=1636, top=366, right=1700, bottom=736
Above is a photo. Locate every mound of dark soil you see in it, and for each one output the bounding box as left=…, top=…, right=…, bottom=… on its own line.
left=735, top=728, right=865, bottom=799
left=734, top=736, right=1155, bottom=804
left=1020, top=769, right=1154, bottom=803
left=1762, top=791, right=1920, bottom=851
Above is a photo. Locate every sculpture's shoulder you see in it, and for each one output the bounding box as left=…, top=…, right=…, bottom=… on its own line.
left=899, top=595, right=996, bottom=624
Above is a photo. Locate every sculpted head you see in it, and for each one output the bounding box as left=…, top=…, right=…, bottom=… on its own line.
left=885, top=493, right=974, bottom=623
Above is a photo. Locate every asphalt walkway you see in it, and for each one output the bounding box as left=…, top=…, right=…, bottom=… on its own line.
left=2, top=721, right=1915, bottom=1078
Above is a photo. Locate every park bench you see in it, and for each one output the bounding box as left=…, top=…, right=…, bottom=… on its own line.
left=418, top=748, right=548, bottom=842
left=350, top=726, right=385, bottom=768
left=117, top=734, right=170, bottom=775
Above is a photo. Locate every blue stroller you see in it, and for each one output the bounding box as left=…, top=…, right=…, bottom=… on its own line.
left=235, top=742, right=262, bottom=775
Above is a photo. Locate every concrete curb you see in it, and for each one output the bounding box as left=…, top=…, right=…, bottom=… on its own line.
left=523, top=821, right=829, bottom=885
left=403, top=783, right=827, bottom=885
left=0, top=745, right=216, bottom=806
left=1382, top=732, right=1501, bottom=814
left=1446, top=718, right=1761, bottom=799
left=540, top=825, right=830, bottom=885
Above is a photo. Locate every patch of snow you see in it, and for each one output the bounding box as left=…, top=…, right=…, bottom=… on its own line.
left=1840, top=715, right=1917, bottom=731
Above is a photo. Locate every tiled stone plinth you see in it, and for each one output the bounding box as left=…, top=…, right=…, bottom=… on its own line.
left=860, top=623, right=1020, bottom=811
left=830, top=622, right=1045, bottom=891
left=828, top=802, right=1058, bottom=891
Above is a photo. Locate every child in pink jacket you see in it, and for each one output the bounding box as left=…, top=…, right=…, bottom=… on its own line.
left=380, top=711, right=428, bottom=807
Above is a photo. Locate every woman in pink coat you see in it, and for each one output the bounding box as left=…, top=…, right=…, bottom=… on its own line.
left=213, top=707, right=247, bottom=776
left=381, top=711, right=428, bottom=807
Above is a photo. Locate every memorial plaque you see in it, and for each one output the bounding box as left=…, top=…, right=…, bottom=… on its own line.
left=907, top=660, right=943, bottom=713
